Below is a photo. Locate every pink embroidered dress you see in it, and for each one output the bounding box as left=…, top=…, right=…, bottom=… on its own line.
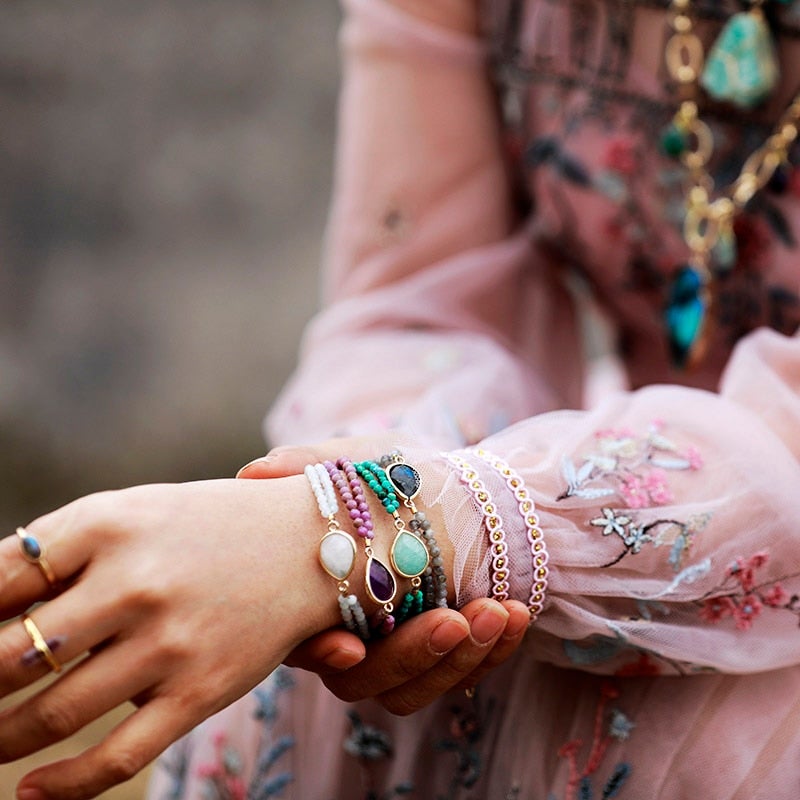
left=147, top=1, right=800, bottom=798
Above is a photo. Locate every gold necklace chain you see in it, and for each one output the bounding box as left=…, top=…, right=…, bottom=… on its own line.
left=664, top=0, right=800, bottom=276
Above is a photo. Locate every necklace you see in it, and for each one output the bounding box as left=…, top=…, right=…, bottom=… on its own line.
left=661, top=0, right=800, bottom=367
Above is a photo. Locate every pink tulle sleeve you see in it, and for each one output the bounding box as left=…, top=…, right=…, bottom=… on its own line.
left=267, top=0, right=800, bottom=677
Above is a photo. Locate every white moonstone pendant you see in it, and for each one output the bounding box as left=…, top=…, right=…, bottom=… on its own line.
left=319, top=530, right=357, bottom=581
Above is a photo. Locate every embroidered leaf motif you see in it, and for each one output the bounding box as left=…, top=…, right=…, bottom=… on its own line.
left=649, top=456, right=691, bottom=470
left=644, top=558, right=712, bottom=599
left=574, top=487, right=616, bottom=499
left=602, top=764, right=631, bottom=799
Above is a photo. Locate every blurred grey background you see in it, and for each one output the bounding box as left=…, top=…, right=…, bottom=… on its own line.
left=0, top=2, right=340, bottom=795
left=0, top=1, right=341, bottom=530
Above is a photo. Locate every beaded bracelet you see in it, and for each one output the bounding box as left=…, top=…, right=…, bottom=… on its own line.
left=353, top=461, right=431, bottom=583
left=442, top=451, right=510, bottom=601
left=379, top=451, right=449, bottom=610
left=354, top=460, right=432, bottom=625
left=471, top=448, right=549, bottom=621
left=305, top=463, right=370, bottom=640
left=325, top=458, right=397, bottom=633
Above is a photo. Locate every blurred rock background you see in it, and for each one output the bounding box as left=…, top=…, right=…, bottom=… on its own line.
left=0, top=1, right=340, bottom=796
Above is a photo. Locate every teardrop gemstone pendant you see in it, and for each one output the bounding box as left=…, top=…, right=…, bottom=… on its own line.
left=390, top=530, right=430, bottom=579
left=365, top=555, right=396, bottom=604
left=318, top=530, right=357, bottom=582
left=664, top=265, right=709, bottom=368
left=700, top=8, right=779, bottom=109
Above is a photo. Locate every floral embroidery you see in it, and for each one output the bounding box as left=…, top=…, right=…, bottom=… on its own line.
left=343, top=711, right=415, bottom=800
left=589, top=507, right=711, bottom=570
left=698, top=551, right=800, bottom=631
left=436, top=693, right=497, bottom=799
left=194, top=668, right=295, bottom=800
left=556, top=684, right=632, bottom=800
left=559, top=422, right=702, bottom=507
left=153, top=734, right=193, bottom=800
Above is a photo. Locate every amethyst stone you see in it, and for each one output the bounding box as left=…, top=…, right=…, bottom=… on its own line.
left=366, top=557, right=396, bottom=604
left=387, top=463, right=421, bottom=500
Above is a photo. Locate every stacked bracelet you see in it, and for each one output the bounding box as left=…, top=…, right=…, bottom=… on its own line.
left=325, top=458, right=397, bottom=633
left=442, top=451, right=510, bottom=601
left=380, top=452, right=449, bottom=609
left=472, top=448, right=549, bottom=621
left=353, top=461, right=430, bottom=583
left=305, top=463, right=370, bottom=640
left=354, top=460, right=431, bottom=626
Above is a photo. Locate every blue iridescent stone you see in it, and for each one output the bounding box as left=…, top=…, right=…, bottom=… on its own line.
left=665, top=265, right=707, bottom=368
left=387, top=463, right=420, bottom=500
left=700, top=11, right=779, bottom=109
left=20, top=536, right=41, bottom=560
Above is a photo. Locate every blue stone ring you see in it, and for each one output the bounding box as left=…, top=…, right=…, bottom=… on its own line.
left=16, top=527, right=58, bottom=588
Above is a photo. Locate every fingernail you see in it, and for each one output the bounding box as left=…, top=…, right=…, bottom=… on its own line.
left=323, top=647, right=364, bottom=671
left=235, top=455, right=276, bottom=478
left=429, top=619, right=469, bottom=655
left=17, top=788, right=48, bottom=800
left=503, top=613, right=530, bottom=639
left=471, top=606, right=508, bottom=645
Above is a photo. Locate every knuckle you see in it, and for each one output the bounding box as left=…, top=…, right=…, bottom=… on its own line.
left=30, top=698, right=77, bottom=739
left=104, top=748, right=144, bottom=783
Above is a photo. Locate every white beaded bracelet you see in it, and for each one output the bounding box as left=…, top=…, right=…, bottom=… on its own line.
left=305, top=463, right=370, bottom=640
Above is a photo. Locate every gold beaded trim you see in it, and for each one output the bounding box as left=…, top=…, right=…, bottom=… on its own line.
left=472, top=449, right=550, bottom=622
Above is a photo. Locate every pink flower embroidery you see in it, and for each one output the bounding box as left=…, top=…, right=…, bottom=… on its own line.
left=619, top=475, right=649, bottom=509
left=733, top=594, right=763, bottom=631
left=699, top=595, right=737, bottom=623
left=763, top=583, right=789, bottom=608
left=686, top=445, right=704, bottom=470
left=642, top=469, right=674, bottom=505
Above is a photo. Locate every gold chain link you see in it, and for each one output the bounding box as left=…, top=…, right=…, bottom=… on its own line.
left=665, top=0, right=800, bottom=265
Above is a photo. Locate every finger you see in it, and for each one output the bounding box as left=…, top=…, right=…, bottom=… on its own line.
left=374, top=600, right=510, bottom=716
left=452, top=599, right=529, bottom=692
left=284, top=628, right=366, bottom=674
left=0, top=636, right=159, bottom=762
left=236, top=446, right=317, bottom=479
left=1, top=497, right=107, bottom=614
left=322, top=609, right=470, bottom=702
left=0, top=589, right=126, bottom=696
left=15, top=695, right=195, bottom=800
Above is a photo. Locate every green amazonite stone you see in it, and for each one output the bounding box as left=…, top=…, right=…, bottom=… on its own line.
left=700, top=11, right=779, bottom=109
left=391, top=531, right=429, bottom=578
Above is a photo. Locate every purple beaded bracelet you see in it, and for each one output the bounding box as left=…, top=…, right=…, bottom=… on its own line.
left=326, top=458, right=397, bottom=632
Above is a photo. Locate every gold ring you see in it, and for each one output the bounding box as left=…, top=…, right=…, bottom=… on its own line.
left=16, top=527, right=58, bottom=588
left=22, top=615, right=62, bottom=673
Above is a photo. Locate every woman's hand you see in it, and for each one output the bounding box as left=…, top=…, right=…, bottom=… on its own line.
left=238, top=444, right=530, bottom=715
left=2, top=477, right=332, bottom=800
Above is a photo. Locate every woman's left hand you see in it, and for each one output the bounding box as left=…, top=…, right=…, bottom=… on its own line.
left=2, top=477, right=333, bottom=800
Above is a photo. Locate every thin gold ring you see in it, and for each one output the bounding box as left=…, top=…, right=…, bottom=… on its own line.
left=22, top=615, right=62, bottom=673
left=16, top=527, right=58, bottom=588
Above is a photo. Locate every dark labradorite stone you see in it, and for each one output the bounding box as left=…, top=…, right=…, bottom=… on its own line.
left=665, top=265, right=706, bottom=368
left=367, top=558, right=396, bottom=603
left=21, top=536, right=41, bottom=560
left=387, top=463, right=420, bottom=499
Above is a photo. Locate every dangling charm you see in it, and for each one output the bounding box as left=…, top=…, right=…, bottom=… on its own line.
left=664, top=264, right=710, bottom=368
left=700, top=4, right=779, bottom=109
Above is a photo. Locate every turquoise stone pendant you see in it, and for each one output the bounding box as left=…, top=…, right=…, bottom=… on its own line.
left=390, top=529, right=430, bottom=579
left=700, top=10, right=779, bottom=109
left=665, top=265, right=709, bottom=368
